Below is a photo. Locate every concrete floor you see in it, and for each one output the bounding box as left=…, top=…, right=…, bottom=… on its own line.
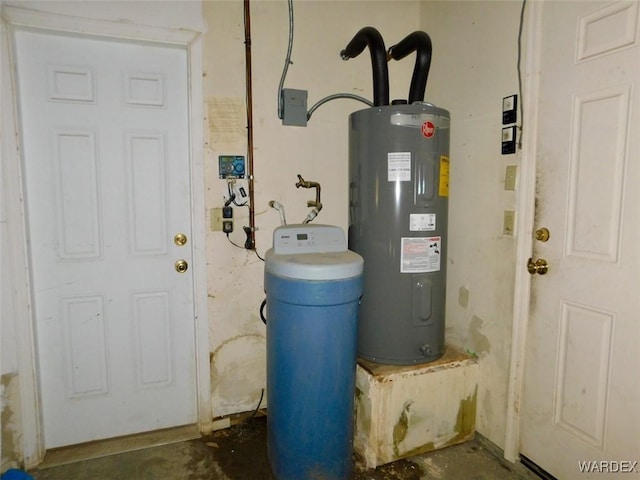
left=29, top=417, right=531, bottom=480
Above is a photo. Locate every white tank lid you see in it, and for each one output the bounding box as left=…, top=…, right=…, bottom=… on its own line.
left=265, top=224, right=363, bottom=280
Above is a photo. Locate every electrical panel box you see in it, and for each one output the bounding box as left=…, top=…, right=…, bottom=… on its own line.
left=218, top=155, right=246, bottom=179
left=281, top=88, right=308, bottom=127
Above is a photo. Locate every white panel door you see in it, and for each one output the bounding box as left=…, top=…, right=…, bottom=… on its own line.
left=15, top=29, right=197, bottom=448
left=521, top=1, right=640, bottom=478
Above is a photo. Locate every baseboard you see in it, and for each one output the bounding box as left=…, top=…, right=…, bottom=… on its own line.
left=37, top=424, right=200, bottom=469
left=475, top=433, right=547, bottom=480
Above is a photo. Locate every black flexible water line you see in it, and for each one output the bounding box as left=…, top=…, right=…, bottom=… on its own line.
left=387, top=31, right=432, bottom=103
left=260, top=298, right=267, bottom=324
left=340, top=26, right=389, bottom=106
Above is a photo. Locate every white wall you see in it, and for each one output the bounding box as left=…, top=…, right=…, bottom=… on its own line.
left=2, top=0, right=205, bottom=32
left=419, top=0, right=522, bottom=449
left=203, top=0, right=422, bottom=417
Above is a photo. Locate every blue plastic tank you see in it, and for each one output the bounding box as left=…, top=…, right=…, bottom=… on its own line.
left=265, top=224, right=364, bottom=480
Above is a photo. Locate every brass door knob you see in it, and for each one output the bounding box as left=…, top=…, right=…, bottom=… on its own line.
left=175, top=259, right=189, bottom=273
left=174, top=233, right=188, bottom=246
left=527, top=258, right=549, bottom=275
left=535, top=227, right=550, bottom=242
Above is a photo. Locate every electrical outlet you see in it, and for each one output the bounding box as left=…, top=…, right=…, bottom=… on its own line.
left=222, top=220, right=233, bottom=233
left=211, top=208, right=223, bottom=231
left=504, top=165, right=518, bottom=191
left=503, top=210, right=515, bottom=236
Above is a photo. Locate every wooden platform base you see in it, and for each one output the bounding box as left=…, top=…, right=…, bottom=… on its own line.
left=354, top=345, right=479, bottom=468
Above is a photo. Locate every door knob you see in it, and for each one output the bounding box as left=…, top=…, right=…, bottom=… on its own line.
left=527, top=258, right=549, bottom=275
left=175, top=259, right=189, bottom=273
left=174, top=233, right=188, bottom=246
left=534, top=227, right=550, bottom=242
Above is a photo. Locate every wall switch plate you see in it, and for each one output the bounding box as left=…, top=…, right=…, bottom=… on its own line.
left=502, top=126, right=517, bottom=155
left=211, top=208, right=223, bottom=231
left=504, top=165, right=518, bottom=191
left=503, top=94, right=517, bottom=124
left=503, top=210, right=515, bottom=236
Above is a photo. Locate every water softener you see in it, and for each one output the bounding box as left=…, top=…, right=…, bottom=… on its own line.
left=265, top=224, right=364, bottom=480
left=343, top=28, right=450, bottom=365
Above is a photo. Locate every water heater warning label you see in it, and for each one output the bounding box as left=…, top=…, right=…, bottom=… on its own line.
left=400, top=237, right=441, bottom=273
left=388, top=152, right=411, bottom=181
left=439, top=156, right=450, bottom=197
left=409, top=213, right=436, bottom=231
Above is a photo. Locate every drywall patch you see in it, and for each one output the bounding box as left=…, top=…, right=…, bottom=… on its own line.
left=468, top=315, right=491, bottom=356
left=210, top=333, right=266, bottom=416
left=458, top=286, right=469, bottom=308
left=206, top=97, right=245, bottom=145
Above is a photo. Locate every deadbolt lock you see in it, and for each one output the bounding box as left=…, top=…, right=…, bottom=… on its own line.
left=534, top=227, right=550, bottom=242
left=175, top=259, right=189, bottom=273
left=527, top=258, right=549, bottom=275
left=174, top=233, right=188, bottom=246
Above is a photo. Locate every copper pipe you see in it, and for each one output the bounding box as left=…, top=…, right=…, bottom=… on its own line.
left=244, top=0, right=256, bottom=249
left=295, top=174, right=323, bottom=224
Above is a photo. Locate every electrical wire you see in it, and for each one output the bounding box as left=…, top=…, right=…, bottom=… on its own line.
left=277, top=0, right=374, bottom=122
left=277, top=0, right=295, bottom=119
left=226, top=232, right=244, bottom=249
left=227, top=181, right=248, bottom=207
left=516, top=0, right=527, bottom=149
left=307, top=93, right=373, bottom=120
left=260, top=298, right=267, bottom=324
left=226, top=230, right=265, bottom=261
left=243, top=388, right=265, bottom=423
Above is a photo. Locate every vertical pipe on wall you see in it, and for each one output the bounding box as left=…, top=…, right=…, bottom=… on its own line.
left=244, top=0, right=256, bottom=249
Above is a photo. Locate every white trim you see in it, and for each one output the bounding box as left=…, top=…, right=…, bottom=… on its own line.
left=2, top=5, right=210, bottom=465
left=503, top=0, right=544, bottom=463
left=1, top=5, right=200, bottom=44
left=1, top=16, right=44, bottom=467
left=187, top=35, right=214, bottom=434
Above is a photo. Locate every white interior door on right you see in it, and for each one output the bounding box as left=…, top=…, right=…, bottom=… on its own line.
left=521, top=1, right=640, bottom=478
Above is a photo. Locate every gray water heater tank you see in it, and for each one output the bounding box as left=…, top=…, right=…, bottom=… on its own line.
left=348, top=102, right=450, bottom=365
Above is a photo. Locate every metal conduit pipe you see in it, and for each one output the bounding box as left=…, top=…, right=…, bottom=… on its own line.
left=387, top=31, right=433, bottom=103
left=340, top=27, right=390, bottom=107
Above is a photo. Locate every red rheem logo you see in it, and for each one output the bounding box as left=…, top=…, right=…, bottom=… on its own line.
left=422, top=121, right=435, bottom=138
